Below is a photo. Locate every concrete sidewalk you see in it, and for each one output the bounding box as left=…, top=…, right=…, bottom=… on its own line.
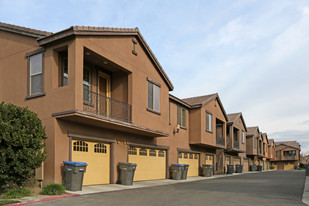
left=67, top=171, right=267, bottom=195
left=303, top=176, right=309, bottom=205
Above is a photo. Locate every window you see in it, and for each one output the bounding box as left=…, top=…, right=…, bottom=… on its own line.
left=147, top=81, right=160, bottom=112
left=194, top=154, right=199, bottom=159
left=73, top=141, right=88, bottom=152
left=189, top=154, right=194, bottom=159
left=178, top=153, right=183, bottom=159
left=128, top=147, right=137, bottom=155
left=94, top=143, right=107, bottom=153
left=29, top=53, right=43, bottom=95
left=59, top=50, right=68, bottom=86
left=241, top=131, right=245, bottom=144
left=149, top=149, right=157, bottom=157
left=83, top=67, right=91, bottom=102
left=254, top=138, right=257, bottom=148
left=206, top=112, right=212, bottom=132
left=183, top=153, right=188, bottom=159
left=177, top=106, right=187, bottom=128
left=139, top=148, right=147, bottom=156
left=158, top=150, right=165, bottom=157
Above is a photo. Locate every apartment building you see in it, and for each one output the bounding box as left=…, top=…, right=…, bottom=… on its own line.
left=225, top=113, right=248, bottom=172
left=246, top=127, right=263, bottom=168
left=270, top=141, right=301, bottom=170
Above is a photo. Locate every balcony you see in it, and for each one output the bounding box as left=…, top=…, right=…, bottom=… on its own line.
left=216, top=136, right=225, bottom=147
left=83, top=89, right=132, bottom=123
left=283, top=155, right=297, bottom=160
left=233, top=141, right=239, bottom=149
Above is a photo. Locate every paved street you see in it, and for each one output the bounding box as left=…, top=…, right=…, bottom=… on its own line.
left=33, top=171, right=306, bottom=206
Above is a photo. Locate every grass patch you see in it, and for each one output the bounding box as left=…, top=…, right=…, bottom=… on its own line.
left=2, top=187, right=32, bottom=199
left=40, top=184, right=65, bottom=195
left=0, top=200, right=20, bottom=205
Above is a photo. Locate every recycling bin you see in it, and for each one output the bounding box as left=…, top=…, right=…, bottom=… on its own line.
left=202, top=164, right=213, bottom=177
left=235, top=165, right=243, bottom=173
left=305, top=164, right=309, bottom=176
left=63, top=161, right=87, bottom=191
left=182, top=164, right=189, bottom=180
left=118, top=162, right=137, bottom=185
left=250, top=164, right=256, bottom=171
left=171, top=164, right=184, bottom=180
left=257, top=165, right=263, bottom=171
left=227, top=164, right=234, bottom=174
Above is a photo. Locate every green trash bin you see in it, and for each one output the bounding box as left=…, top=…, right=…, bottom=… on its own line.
left=118, top=162, right=137, bottom=185
left=171, top=164, right=184, bottom=180
left=257, top=165, right=263, bottom=171
left=182, top=164, right=189, bottom=180
left=227, top=165, right=234, bottom=174
left=202, top=164, right=213, bottom=177
left=63, top=161, right=87, bottom=191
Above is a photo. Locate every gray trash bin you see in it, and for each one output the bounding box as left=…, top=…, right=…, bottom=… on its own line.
left=63, top=161, right=87, bottom=191
left=171, top=164, right=184, bottom=180
left=257, top=165, right=263, bottom=171
left=250, top=164, right=256, bottom=171
left=305, top=164, right=309, bottom=176
left=182, top=164, right=189, bottom=180
left=202, top=164, right=213, bottom=177
left=118, top=162, right=137, bottom=185
left=235, top=165, right=243, bottom=173
left=227, top=165, right=234, bottom=174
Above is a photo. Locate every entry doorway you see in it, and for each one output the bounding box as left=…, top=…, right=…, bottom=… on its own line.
left=98, top=72, right=111, bottom=116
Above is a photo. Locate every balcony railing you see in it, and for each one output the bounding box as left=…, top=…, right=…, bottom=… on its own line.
left=216, top=136, right=225, bottom=147
left=283, top=155, right=296, bottom=160
left=233, top=141, right=239, bottom=149
left=83, top=89, right=132, bottom=123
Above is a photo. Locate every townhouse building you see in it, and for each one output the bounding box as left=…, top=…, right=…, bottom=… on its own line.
left=270, top=141, right=301, bottom=170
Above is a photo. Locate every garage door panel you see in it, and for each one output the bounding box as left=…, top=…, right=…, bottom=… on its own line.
left=284, top=162, right=294, bottom=170
left=129, top=148, right=166, bottom=181
left=178, top=153, right=199, bottom=177
left=72, top=140, right=110, bottom=185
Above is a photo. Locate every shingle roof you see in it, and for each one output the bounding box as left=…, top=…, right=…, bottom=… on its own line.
left=182, top=93, right=217, bottom=106
left=268, top=139, right=274, bottom=145
left=227, top=113, right=240, bottom=122
left=275, top=141, right=300, bottom=150
left=0, top=22, right=52, bottom=38
left=247, top=126, right=259, bottom=135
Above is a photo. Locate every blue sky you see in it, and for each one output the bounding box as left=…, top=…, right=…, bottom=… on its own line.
left=1, top=0, right=309, bottom=153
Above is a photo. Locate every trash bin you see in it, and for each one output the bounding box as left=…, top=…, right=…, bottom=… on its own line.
left=118, top=162, right=137, bottom=185
left=235, top=165, right=243, bottom=173
left=63, top=161, right=87, bottom=191
left=227, top=165, right=234, bottom=174
left=202, top=164, right=213, bottom=177
left=182, top=164, right=189, bottom=180
left=171, top=164, right=184, bottom=180
left=257, top=165, right=263, bottom=171
left=250, top=164, right=256, bottom=171
left=306, top=164, right=309, bottom=176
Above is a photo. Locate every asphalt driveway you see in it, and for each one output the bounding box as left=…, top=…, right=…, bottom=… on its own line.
left=33, top=171, right=306, bottom=206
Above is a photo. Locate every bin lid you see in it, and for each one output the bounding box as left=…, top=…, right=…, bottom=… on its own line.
left=172, top=164, right=185, bottom=166
left=63, top=161, right=87, bottom=166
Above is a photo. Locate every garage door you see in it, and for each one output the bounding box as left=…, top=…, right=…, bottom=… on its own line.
left=178, top=153, right=199, bottom=177
left=272, top=163, right=278, bottom=170
left=284, top=162, right=294, bottom=170
left=72, top=140, right=110, bottom=185
left=206, top=154, right=214, bottom=165
left=128, top=147, right=166, bottom=181
left=243, top=159, right=249, bottom=172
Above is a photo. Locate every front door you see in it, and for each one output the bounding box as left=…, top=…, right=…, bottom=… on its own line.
left=98, top=72, right=111, bottom=116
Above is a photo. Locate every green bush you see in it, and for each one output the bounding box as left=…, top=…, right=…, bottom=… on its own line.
left=0, top=102, right=47, bottom=187
left=40, top=184, right=66, bottom=195
left=270, top=165, right=275, bottom=170
left=2, top=187, right=32, bottom=199
left=0, top=200, right=20, bottom=205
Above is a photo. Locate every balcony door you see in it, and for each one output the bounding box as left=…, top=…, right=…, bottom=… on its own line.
left=98, top=71, right=111, bottom=116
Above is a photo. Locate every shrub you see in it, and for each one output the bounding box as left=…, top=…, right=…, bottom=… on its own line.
left=2, top=187, right=32, bottom=199
left=270, top=165, right=275, bottom=169
left=0, top=102, right=47, bottom=187
left=40, top=184, right=66, bottom=195
left=0, top=200, right=20, bottom=205
left=299, top=163, right=305, bottom=169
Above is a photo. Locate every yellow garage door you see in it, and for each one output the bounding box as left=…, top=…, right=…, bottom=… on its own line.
left=178, top=153, right=199, bottom=177
left=284, top=162, right=294, bottom=170
left=72, top=140, right=110, bottom=185
left=206, top=154, right=214, bottom=165
left=243, top=159, right=249, bottom=172
left=128, top=147, right=166, bottom=181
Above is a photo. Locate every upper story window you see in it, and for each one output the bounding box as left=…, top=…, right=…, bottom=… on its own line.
left=147, top=80, right=160, bottom=113
left=59, top=50, right=68, bottom=86
left=241, top=131, right=245, bottom=144
left=177, top=106, right=187, bottom=128
left=83, top=67, right=91, bottom=103
left=254, top=138, right=257, bottom=148
left=206, top=112, right=213, bottom=132
left=29, top=53, right=43, bottom=95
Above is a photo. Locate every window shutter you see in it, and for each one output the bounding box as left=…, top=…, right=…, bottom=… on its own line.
left=153, top=85, right=160, bottom=111
left=148, top=82, right=153, bottom=109
left=177, top=106, right=181, bottom=126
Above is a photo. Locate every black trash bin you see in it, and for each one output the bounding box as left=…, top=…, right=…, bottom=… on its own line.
left=63, top=161, right=87, bottom=191
left=171, top=164, right=184, bottom=180
left=202, top=164, right=213, bottom=177
left=257, top=165, right=263, bottom=171
left=250, top=164, right=256, bottom=171
left=118, top=162, right=137, bottom=185
left=182, top=164, right=189, bottom=180
left=227, top=164, right=234, bottom=174
left=305, top=164, right=309, bottom=176
left=235, top=165, right=243, bottom=173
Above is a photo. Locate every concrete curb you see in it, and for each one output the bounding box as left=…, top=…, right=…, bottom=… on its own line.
left=303, top=176, right=309, bottom=205
left=7, top=194, right=79, bottom=206
left=66, top=170, right=273, bottom=196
